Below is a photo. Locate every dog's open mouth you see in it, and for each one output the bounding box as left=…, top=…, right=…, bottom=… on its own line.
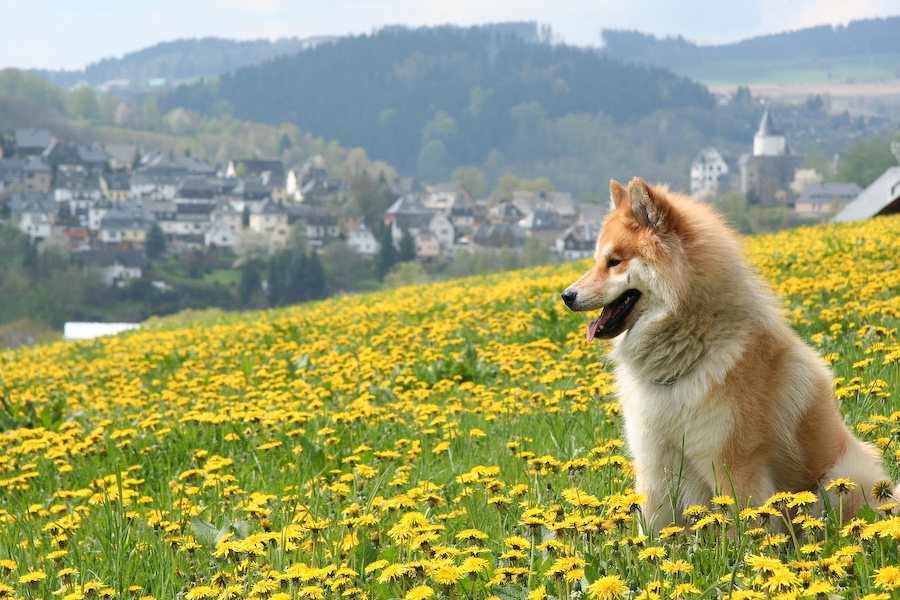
left=586, top=290, right=641, bottom=341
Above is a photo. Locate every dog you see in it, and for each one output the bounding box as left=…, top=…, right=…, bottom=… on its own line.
left=562, top=177, right=896, bottom=531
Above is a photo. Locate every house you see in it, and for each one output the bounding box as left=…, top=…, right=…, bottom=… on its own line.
left=81, top=249, right=146, bottom=286
left=286, top=164, right=328, bottom=199
left=55, top=167, right=102, bottom=217
left=22, top=157, right=52, bottom=193
left=17, top=199, right=54, bottom=243
left=346, top=221, right=380, bottom=259
left=426, top=212, right=454, bottom=250
left=10, top=192, right=55, bottom=219
left=740, top=107, right=801, bottom=205
left=14, top=129, right=52, bottom=157
left=425, top=182, right=475, bottom=231
left=793, top=183, right=861, bottom=221
left=519, top=209, right=565, bottom=246
left=487, top=201, right=524, bottom=224
left=299, top=177, right=347, bottom=205
left=230, top=178, right=271, bottom=212
left=225, top=158, right=285, bottom=180
left=210, top=203, right=243, bottom=237
left=385, top=194, right=432, bottom=229
left=555, top=222, right=599, bottom=261
left=138, top=151, right=214, bottom=176
left=104, top=143, right=139, bottom=170
left=289, top=204, right=341, bottom=248
left=512, top=191, right=577, bottom=226
left=76, top=146, right=111, bottom=173
left=64, top=228, right=91, bottom=251
left=100, top=171, right=132, bottom=202
left=204, top=220, right=236, bottom=249
left=471, top=222, right=526, bottom=249
left=832, top=167, right=900, bottom=222
left=414, top=231, right=442, bottom=261
left=248, top=199, right=289, bottom=252
left=98, top=204, right=153, bottom=248
left=130, top=171, right=180, bottom=201
left=176, top=176, right=217, bottom=203
left=690, top=147, right=729, bottom=195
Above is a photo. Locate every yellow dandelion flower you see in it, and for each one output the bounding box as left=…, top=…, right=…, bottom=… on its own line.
left=874, top=565, right=900, bottom=590
left=18, top=570, right=47, bottom=584
left=586, top=574, right=627, bottom=600
left=405, top=585, right=434, bottom=600
left=528, top=585, right=547, bottom=600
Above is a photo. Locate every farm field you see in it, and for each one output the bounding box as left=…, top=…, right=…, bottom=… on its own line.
left=1, top=215, right=900, bottom=600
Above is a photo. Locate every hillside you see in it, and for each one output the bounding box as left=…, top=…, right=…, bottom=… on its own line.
left=0, top=215, right=899, bottom=597
left=32, top=36, right=337, bottom=90
left=602, top=15, right=900, bottom=83
left=160, top=25, right=713, bottom=186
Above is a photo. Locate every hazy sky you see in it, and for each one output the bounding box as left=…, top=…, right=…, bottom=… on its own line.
left=3, top=0, right=898, bottom=71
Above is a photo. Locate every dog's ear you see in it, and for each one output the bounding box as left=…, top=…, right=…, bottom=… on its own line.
left=609, top=179, right=628, bottom=209
left=628, top=177, right=670, bottom=232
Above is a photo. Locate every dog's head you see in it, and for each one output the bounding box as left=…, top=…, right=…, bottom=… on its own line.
left=562, top=177, right=681, bottom=341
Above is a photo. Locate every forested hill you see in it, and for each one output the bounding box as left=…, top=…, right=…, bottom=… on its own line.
left=602, top=15, right=900, bottom=70
left=34, top=36, right=336, bottom=89
left=160, top=25, right=712, bottom=180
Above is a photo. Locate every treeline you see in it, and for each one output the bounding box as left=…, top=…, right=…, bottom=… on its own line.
left=33, top=37, right=334, bottom=90
left=602, top=15, right=900, bottom=70
left=161, top=25, right=713, bottom=187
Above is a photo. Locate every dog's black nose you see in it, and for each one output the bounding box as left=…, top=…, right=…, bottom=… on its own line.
left=561, top=289, right=577, bottom=308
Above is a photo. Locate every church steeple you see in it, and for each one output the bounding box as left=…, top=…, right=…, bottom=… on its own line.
left=753, top=106, right=787, bottom=157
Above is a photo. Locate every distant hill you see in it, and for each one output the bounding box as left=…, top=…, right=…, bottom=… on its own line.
left=160, top=24, right=712, bottom=181
left=32, top=36, right=337, bottom=90
left=602, top=15, right=900, bottom=72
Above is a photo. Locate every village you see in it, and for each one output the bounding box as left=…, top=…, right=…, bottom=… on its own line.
left=2, top=104, right=899, bottom=291
left=0, top=128, right=610, bottom=288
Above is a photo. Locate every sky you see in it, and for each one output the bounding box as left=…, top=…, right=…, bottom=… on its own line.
left=2, top=0, right=898, bottom=71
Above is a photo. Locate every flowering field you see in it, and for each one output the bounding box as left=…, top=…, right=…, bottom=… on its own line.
left=1, top=216, right=900, bottom=600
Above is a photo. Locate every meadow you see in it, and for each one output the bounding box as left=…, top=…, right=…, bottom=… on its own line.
left=1, top=215, right=899, bottom=600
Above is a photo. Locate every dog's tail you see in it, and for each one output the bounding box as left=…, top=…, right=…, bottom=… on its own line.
left=821, top=436, right=898, bottom=518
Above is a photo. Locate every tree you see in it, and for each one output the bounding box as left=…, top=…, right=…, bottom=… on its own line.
left=835, top=135, right=898, bottom=188
left=376, top=226, right=399, bottom=280
left=452, top=166, right=487, bottom=199
left=66, top=86, right=100, bottom=120
left=417, top=140, right=447, bottom=183
left=238, top=261, right=264, bottom=308
left=398, top=227, right=416, bottom=263
left=146, top=223, right=166, bottom=258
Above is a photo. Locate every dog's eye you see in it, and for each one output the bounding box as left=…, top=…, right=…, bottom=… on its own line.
left=607, top=257, right=622, bottom=268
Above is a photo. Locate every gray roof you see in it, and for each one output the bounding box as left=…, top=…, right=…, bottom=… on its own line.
left=832, top=167, right=900, bottom=222
left=757, top=107, right=783, bottom=137
left=796, top=182, right=861, bottom=204
left=82, top=249, right=146, bottom=269
left=386, top=194, right=429, bottom=215
left=15, top=129, right=52, bottom=152
left=10, top=193, right=54, bottom=214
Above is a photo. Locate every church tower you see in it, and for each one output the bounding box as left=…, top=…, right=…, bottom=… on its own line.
left=753, top=106, right=787, bottom=157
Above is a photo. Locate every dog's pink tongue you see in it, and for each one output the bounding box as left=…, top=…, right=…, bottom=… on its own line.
left=586, top=308, right=612, bottom=342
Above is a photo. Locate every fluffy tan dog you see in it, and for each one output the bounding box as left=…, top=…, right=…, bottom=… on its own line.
left=562, top=177, right=896, bottom=530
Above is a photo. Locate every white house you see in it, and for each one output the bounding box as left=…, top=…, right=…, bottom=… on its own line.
left=690, top=147, right=729, bottom=195
left=346, top=221, right=380, bottom=258
left=205, top=220, right=237, bottom=248
left=82, top=250, right=145, bottom=286
left=18, top=202, right=54, bottom=243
